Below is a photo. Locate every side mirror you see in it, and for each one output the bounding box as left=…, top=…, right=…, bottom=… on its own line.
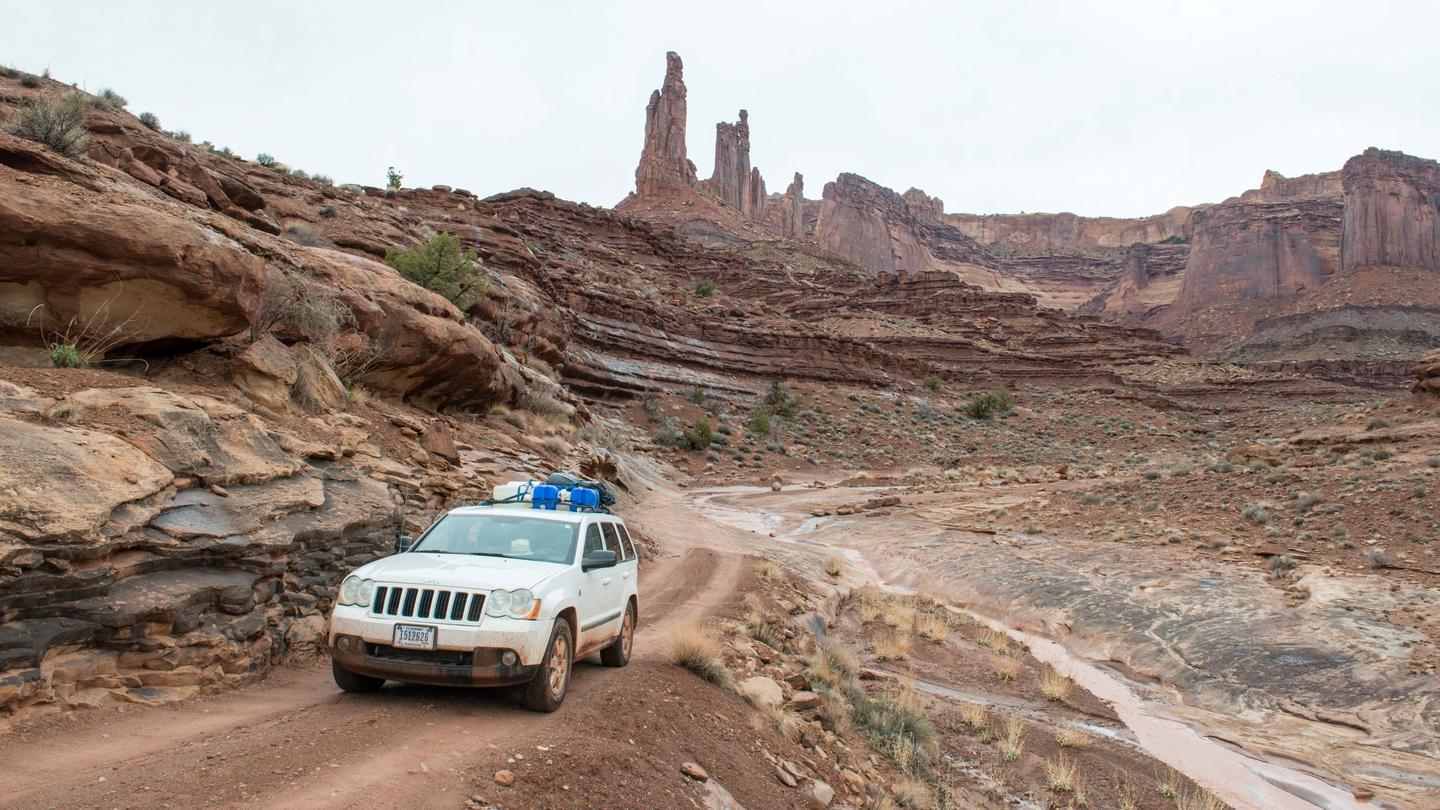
left=395, top=535, right=414, bottom=554
left=581, top=549, right=618, bottom=572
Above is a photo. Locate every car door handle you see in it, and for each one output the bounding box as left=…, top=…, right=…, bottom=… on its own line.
left=601, top=577, right=613, bottom=585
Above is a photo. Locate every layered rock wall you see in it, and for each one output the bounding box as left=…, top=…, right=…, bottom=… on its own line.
left=1176, top=200, right=1343, bottom=311
left=1341, top=148, right=1440, bottom=273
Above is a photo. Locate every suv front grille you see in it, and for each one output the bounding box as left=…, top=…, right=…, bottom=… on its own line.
left=372, top=585, right=486, bottom=622
left=364, top=643, right=473, bottom=667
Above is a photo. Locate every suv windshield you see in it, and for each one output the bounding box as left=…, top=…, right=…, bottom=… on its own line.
left=411, top=514, right=579, bottom=565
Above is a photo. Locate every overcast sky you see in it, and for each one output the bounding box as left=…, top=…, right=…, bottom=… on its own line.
left=5, top=1, right=1436, bottom=217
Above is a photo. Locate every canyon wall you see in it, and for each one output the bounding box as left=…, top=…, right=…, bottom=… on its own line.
left=1175, top=200, right=1343, bottom=311
left=1341, top=148, right=1440, bottom=273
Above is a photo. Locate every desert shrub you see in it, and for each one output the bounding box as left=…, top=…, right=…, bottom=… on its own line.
left=852, top=690, right=937, bottom=777
left=749, top=409, right=771, bottom=436
left=1000, top=716, right=1024, bottom=761
left=1269, top=553, right=1296, bottom=578
left=1367, top=418, right=1388, bottom=430
left=652, top=417, right=684, bottom=447
left=312, top=174, right=333, bottom=186
left=137, top=111, right=160, bottom=130
left=319, top=204, right=338, bottom=219
left=290, top=168, right=308, bottom=180
left=679, top=419, right=714, bottom=451
left=386, top=165, right=403, bottom=191
left=1055, top=727, right=1091, bottom=749
left=762, top=380, right=803, bottom=418
left=385, top=232, right=490, bottom=310
left=19, top=72, right=41, bottom=88
left=171, top=129, right=191, bottom=142
left=90, top=87, right=126, bottom=110
left=49, top=342, right=82, bottom=368
left=963, top=388, right=1013, bottom=420
left=251, top=267, right=353, bottom=347
left=988, top=387, right=1015, bottom=411
left=915, top=613, right=948, bottom=643
left=688, top=385, right=707, bottom=404
left=5, top=92, right=89, bottom=157
left=1241, top=502, right=1271, bottom=524
left=994, top=658, right=1019, bottom=681
left=1365, top=549, right=1393, bottom=568
left=256, top=152, right=277, bottom=167
left=285, top=223, right=329, bottom=247
left=922, top=375, right=940, bottom=392
left=669, top=622, right=731, bottom=688
left=823, top=554, right=844, bottom=578
left=1044, top=753, right=1078, bottom=792
left=694, top=279, right=715, bottom=297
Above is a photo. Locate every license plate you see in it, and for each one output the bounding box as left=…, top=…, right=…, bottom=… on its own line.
left=392, top=624, right=436, bottom=650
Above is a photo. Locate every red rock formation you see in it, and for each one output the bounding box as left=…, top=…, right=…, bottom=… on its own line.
left=634, top=51, right=697, bottom=197
left=947, top=208, right=1194, bottom=251
left=1341, top=148, right=1440, bottom=273
left=762, top=173, right=806, bottom=239
left=1175, top=200, right=1342, bottom=312
left=1239, top=169, right=1342, bottom=202
left=701, top=110, right=767, bottom=221
left=815, top=174, right=994, bottom=277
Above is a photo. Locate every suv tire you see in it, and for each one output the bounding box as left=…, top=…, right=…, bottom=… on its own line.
left=599, top=602, right=635, bottom=667
left=332, top=660, right=384, bottom=693
left=522, top=619, right=573, bottom=712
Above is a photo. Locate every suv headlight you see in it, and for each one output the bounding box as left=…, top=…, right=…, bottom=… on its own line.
left=485, top=588, right=540, bottom=619
left=338, top=576, right=375, bottom=607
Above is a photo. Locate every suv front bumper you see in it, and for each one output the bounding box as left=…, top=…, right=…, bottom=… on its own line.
left=328, top=607, right=552, bottom=687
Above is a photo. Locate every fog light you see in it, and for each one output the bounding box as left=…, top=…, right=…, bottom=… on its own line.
left=335, top=635, right=354, bottom=652
left=501, top=650, right=518, bottom=667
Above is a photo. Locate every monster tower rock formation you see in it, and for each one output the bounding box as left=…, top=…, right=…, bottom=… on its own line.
left=706, top=110, right=751, bottom=211
left=1341, top=148, right=1440, bottom=273
left=764, top=173, right=806, bottom=238
left=635, top=51, right=697, bottom=196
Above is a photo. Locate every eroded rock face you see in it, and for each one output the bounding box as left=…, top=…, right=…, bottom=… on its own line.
left=1176, top=199, right=1342, bottom=311
left=702, top=110, right=766, bottom=221
left=1341, top=148, right=1440, bottom=273
left=634, top=51, right=697, bottom=197
left=814, top=174, right=993, bottom=276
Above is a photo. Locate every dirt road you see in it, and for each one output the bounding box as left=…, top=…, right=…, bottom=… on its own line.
left=0, top=492, right=744, bottom=810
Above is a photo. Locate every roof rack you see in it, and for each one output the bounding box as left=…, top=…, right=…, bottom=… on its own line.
left=475, top=480, right=612, bottom=514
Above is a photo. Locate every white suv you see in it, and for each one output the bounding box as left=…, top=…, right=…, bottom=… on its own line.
left=327, top=500, right=639, bottom=711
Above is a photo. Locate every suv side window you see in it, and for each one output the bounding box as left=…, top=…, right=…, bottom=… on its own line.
left=583, top=523, right=606, bottom=556
left=601, top=523, right=632, bottom=561
left=615, top=524, right=638, bottom=561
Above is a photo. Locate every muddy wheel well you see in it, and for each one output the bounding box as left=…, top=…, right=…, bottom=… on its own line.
left=628, top=595, right=638, bottom=623
left=556, top=607, right=577, bottom=640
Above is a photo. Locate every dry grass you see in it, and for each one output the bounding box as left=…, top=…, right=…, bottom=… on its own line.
left=1156, top=768, right=1182, bottom=799
left=823, top=554, right=845, bottom=578
left=1055, top=727, right=1092, bottom=749
left=1044, top=753, right=1079, bottom=792
left=745, top=606, right=787, bottom=650
left=915, top=612, right=948, bottom=644
left=855, top=586, right=885, bottom=622
left=1175, top=787, right=1226, bottom=810
left=889, top=779, right=933, bottom=809
left=993, top=657, right=1019, bottom=681
left=669, top=622, right=731, bottom=688
left=1000, top=715, right=1025, bottom=761
left=978, top=628, right=1012, bottom=656
left=1039, top=664, right=1073, bottom=701
left=873, top=627, right=911, bottom=661
left=756, top=559, right=784, bottom=580
left=764, top=705, right=804, bottom=743
left=960, top=702, right=988, bottom=734
left=881, top=601, right=915, bottom=630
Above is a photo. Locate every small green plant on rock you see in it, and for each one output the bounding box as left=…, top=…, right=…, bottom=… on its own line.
left=138, top=111, right=160, bottom=130
left=6, top=92, right=89, bottom=157
left=694, top=279, right=715, bottom=297
left=384, top=232, right=489, bottom=311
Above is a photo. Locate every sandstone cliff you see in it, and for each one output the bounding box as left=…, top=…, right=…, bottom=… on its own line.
left=634, top=51, right=697, bottom=197
left=1341, top=148, right=1440, bottom=273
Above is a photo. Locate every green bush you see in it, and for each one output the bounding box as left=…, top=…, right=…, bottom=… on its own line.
left=688, top=386, right=707, bottom=404
left=749, top=410, right=771, bottom=436
left=172, top=130, right=191, bottom=143
left=762, top=380, right=802, bottom=418
left=256, top=152, right=277, bottom=167
left=49, top=342, right=83, bottom=368
left=312, top=174, right=333, bottom=186
left=138, top=111, right=160, bottom=130
left=384, top=232, right=489, bottom=310
left=852, top=691, right=938, bottom=777
left=694, top=279, right=715, bottom=297
left=962, top=388, right=1014, bottom=420
left=5, top=93, right=89, bottom=158
left=319, top=204, right=338, bottom=219
left=386, top=166, right=403, bottom=191
left=19, top=72, right=41, bottom=88
left=90, top=87, right=126, bottom=110
left=680, top=419, right=714, bottom=451
left=923, top=375, right=941, bottom=392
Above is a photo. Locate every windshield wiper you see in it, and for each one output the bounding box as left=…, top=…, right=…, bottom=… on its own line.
left=413, top=550, right=510, bottom=558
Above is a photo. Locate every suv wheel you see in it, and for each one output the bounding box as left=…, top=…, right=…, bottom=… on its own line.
left=522, top=619, right=573, bottom=712
left=332, top=660, right=384, bottom=693
left=599, top=602, right=635, bottom=667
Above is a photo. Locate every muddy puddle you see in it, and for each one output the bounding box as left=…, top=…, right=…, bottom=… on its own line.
left=686, top=483, right=1440, bottom=809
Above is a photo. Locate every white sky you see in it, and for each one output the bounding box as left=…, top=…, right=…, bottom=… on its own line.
left=5, top=1, right=1436, bottom=217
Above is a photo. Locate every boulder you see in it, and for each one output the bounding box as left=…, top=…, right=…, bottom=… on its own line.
left=803, top=779, right=834, bottom=808
left=292, top=343, right=348, bottom=413
left=679, top=761, right=708, bottom=782
left=231, top=336, right=299, bottom=412
left=737, top=675, right=784, bottom=708
left=421, top=422, right=460, bottom=464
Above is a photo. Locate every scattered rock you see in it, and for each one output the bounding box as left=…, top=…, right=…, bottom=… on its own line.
left=679, top=761, right=709, bottom=782
left=738, top=676, right=784, bottom=708
left=493, top=770, right=515, bottom=786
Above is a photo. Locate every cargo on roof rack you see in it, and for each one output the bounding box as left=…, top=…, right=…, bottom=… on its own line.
left=482, top=477, right=612, bottom=513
